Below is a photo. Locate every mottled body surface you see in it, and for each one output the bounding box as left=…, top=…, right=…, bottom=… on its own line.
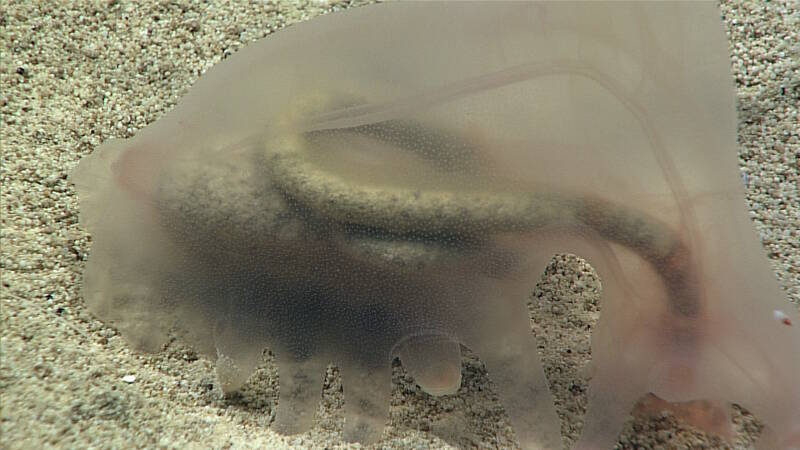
left=48, top=1, right=800, bottom=449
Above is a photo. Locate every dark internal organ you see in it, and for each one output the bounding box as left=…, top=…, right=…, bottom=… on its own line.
left=266, top=122, right=701, bottom=316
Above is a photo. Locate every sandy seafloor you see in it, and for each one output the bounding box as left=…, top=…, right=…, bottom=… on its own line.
left=1, top=1, right=798, bottom=449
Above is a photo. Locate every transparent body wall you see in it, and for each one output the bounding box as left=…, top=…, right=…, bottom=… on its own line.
left=72, top=2, right=800, bottom=449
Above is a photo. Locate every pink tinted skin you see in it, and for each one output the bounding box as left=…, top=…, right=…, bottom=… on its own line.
left=72, top=2, right=799, bottom=449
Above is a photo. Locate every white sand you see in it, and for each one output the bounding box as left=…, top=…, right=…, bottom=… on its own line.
left=2, top=1, right=797, bottom=449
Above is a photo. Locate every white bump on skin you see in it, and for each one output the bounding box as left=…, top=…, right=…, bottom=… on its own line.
left=773, top=309, right=792, bottom=326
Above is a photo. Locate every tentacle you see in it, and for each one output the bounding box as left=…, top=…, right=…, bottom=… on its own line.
left=339, top=362, right=392, bottom=444
left=272, top=356, right=328, bottom=435
left=396, top=334, right=463, bottom=396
